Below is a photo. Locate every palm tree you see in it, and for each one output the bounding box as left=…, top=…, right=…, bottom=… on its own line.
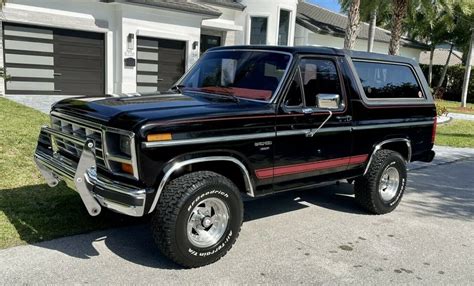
left=340, top=0, right=391, bottom=52
left=343, top=0, right=361, bottom=50
left=406, top=0, right=455, bottom=86
left=388, top=0, right=409, bottom=55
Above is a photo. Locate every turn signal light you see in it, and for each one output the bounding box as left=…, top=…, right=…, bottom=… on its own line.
left=147, top=133, right=172, bottom=142
left=121, top=163, right=134, bottom=175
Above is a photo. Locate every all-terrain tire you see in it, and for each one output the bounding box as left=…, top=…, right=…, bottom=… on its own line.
left=151, top=171, right=243, bottom=268
left=354, top=150, right=407, bottom=214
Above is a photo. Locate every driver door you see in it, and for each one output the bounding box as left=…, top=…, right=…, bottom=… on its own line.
left=269, top=56, right=355, bottom=192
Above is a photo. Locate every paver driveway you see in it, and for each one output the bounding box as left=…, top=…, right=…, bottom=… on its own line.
left=0, top=146, right=473, bottom=285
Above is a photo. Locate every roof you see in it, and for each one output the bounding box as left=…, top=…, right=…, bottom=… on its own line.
left=103, top=0, right=221, bottom=17
left=210, top=45, right=419, bottom=65
left=419, top=48, right=463, bottom=66
left=296, top=2, right=428, bottom=50
left=199, top=0, right=246, bottom=10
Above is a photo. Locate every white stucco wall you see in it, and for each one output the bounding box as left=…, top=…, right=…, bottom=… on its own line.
left=295, top=24, right=423, bottom=61
left=0, top=0, right=208, bottom=94
left=1, top=0, right=118, bottom=94
left=201, top=5, right=244, bottom=46
left=120, top=6, right=202, bottom=93
left=235, top=0, right=298, bottom=46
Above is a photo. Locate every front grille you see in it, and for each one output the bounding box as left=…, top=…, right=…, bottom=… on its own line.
left=51, top=116, right=107, bottom=169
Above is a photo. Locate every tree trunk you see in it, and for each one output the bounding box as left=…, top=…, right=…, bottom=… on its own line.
left=428, top=45, right=435, bottom=86
left=367, top=9, right=377, bottom=52
left=344, top=0, right=361, bottom=50
left=436, top=43, right=454, bottom=88
left=388, top=0, right=408, bottom=55
left=461, top=29, right=474, bottom=108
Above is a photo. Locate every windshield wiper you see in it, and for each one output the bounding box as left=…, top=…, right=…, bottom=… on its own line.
left=214, top=86, right=240, bottom=103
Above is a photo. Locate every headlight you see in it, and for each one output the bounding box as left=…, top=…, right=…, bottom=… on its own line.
left=104, top=130, right=138, bottom=179
left=120, top=135, right=131, bottom=156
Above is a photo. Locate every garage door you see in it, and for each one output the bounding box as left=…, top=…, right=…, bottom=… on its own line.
left=136, top=37, right=185, bottom=93
left=3, top=23, right=105, bottom=95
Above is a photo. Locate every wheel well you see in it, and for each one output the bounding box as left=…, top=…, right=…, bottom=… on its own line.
left=168, top=161, right=249, bottom=194
left=380, top=141, right=410, bottom=162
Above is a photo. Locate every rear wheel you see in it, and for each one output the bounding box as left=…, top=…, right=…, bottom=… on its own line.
left=151, top=171, right=243, bottom=268
left=354, top=150, right=407, bottom=214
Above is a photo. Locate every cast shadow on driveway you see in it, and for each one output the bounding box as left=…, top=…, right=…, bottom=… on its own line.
left=1, top=182, right=362, bottom=269
left=3, top=160, right=473, bottom=269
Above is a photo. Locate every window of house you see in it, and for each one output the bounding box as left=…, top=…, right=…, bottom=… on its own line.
left=353, top=61, right=424, bottom=99
left=250, top=17, right=268, bottom=45
left=299, top=58, right=341, bottom=107
left=278, top=10, right=291, bottom=46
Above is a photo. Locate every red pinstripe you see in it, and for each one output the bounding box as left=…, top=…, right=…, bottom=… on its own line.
left=255, top=154, right=368, bottom=179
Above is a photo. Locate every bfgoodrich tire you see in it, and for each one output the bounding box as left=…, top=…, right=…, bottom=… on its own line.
left=151, top=171, right=243, bottom=268
left=354, top=150, right=407, bottom=214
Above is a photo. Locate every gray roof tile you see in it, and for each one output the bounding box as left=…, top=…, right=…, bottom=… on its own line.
left=297, top=2, right=427, bottom=49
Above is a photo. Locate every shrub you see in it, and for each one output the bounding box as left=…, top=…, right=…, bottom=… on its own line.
left=435, top=103, right=449, bottom=117
left=420, top=64, right=474, bottom=103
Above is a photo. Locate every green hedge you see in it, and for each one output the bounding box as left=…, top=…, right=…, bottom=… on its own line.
left=420, top=64, right=474, bottom=103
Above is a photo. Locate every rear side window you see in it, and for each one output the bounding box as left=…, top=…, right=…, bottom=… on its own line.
left=353, top=61, right=424, bottom=99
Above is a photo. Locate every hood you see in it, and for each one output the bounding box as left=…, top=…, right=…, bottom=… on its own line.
left=51, top=92, right=270, bottom=130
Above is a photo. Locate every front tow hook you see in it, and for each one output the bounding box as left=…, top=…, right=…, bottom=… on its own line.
left=74, top=139, right=102, bottom=216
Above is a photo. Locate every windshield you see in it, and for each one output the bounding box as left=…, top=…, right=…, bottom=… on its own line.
left=178, top=50, right=292, bottom=101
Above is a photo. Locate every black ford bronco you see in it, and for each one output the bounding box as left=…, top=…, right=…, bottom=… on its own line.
left=35, top=46, right=436, bottom=268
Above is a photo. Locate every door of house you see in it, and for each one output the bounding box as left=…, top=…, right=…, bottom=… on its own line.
left=3, top=23, right=105, bottom=95
left=136, top=37, right=186, bottom=93
left=200, top=34, right=221, bottom=55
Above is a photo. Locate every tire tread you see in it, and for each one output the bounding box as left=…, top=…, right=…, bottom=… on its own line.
left=354, top=149, right=404, bottom=214
left=151, top=171, right=242, bottom=268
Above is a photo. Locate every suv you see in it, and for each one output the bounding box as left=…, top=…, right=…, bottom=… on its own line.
left=35, top=46, right=436, bottom=268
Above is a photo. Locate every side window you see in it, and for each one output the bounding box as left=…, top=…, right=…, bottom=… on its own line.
left=299, top=59, right=341, bottom=107
left=353, top=61, right=424, bottom=99
left=284, top=69, right=304, bottom=107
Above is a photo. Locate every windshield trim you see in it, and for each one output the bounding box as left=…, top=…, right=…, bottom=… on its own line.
left=175, top=49, right=294, bottom=104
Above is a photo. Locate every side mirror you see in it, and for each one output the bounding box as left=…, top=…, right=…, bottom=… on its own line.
left=316, top=93, right=341, bottom=110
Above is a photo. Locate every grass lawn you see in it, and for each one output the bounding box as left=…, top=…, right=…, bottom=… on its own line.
left=436, top=99, right=474, bottom=115
left=0, top=98, right=138, bottom=249
left=436, top=119, right=474, bottom=148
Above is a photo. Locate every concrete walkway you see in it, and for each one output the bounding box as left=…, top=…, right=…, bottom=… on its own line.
left=449, top=112, right=474, bottom=121
left=5, top=94, right=75, bottom=114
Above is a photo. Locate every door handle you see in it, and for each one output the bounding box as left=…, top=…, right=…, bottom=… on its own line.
left=157, top=78, right=164, bottom=82
left=54, top=73, right=62, bottom=76
left=336, top=115, right=352, bottom=122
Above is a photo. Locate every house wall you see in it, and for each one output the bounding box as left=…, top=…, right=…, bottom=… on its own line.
left=235, top=0, right=298, bottom=46
left=295, top=24, right=423, bottom=61
left=0, top=0, right=206, bottom=95
left=0, top=0, right=117, bottom=94
left=120, top=6, right=202, bottom=93
left=200, top=5, right=243, bottom=46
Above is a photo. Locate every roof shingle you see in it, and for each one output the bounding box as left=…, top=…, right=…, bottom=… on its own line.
left=297, top=2, right=427, bottom=49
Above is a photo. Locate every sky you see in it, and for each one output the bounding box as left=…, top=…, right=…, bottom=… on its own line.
left=306, top=0, right=342, bottom=13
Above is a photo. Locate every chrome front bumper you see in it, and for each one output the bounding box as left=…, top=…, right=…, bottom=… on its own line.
left=34, top=127, right=147, bottom=217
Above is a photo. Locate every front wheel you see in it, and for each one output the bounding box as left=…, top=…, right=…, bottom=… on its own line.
left=354, top=150, right=407, bottom=214
left=151, top=171, right=243, bottom=268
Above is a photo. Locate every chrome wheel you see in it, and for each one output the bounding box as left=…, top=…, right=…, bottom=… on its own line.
left=378, top=166, right=400, bottom=202
left=187, top=197, right=229, bottom=248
